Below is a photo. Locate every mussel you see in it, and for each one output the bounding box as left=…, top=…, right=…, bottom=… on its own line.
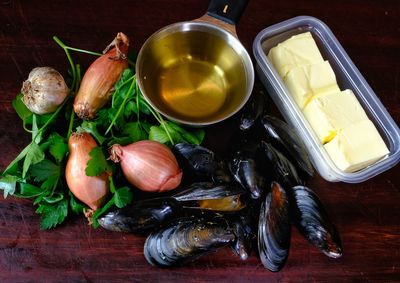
left=144, top=217, right=235, bottom=267
left=229, top=140, right=266, bottom=199
left=260, top=141, right=303, bottom=189
left=258, top=182, right=291, bottom=272
left=173, top=143, right=232, bottom=183
left=230, top=198, right=261, bottom=260
left=239, top=79, right=269, bottom=131
left=290, top=186, right=343, bottom=258
left=261, top=115, right=314, bottom=178
left=98, top=197, right=180, bottom=234
left=172, top=182, right=246, bottom=212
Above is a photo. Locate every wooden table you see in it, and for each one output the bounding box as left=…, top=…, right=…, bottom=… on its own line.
left=0, top=1, right=399, bottom=282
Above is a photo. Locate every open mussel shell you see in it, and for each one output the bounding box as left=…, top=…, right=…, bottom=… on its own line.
left=290, top=186, right=343, bottom=258
left=144, top=217, right=236, bottom=267
left=172, top=182, right=246, bottom=212
left=261, top=115, right=314, bottom=178
left=258, top=182, right=291, bottom=272
left=173, top=143, right=232, bottom=183
left=260, top=141, right=303, bottom=189
left=229, top=140, right=266, bottom=199
left=98, top=197, right=180, bottom=234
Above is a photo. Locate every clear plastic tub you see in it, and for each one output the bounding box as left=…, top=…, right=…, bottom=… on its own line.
left=253, top=16, right=400, bottom=183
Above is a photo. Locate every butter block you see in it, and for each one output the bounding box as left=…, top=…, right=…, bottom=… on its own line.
left=303, top=89, right=368, bottom=143
left=268, top=32, right=324, bottom=78
left=284, top=60, right=340, bottom=109
left=324, top=120, right=389, bottom=172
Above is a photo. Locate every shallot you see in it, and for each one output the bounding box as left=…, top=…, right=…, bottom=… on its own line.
left=109, top=140, right=182, bottom=192
left=66, top=132, right=109, bottom=210
left=73, top=32, right=129, bottom=119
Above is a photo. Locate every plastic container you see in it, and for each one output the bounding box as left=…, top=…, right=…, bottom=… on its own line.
left=253, top=16, right=400, bottom=183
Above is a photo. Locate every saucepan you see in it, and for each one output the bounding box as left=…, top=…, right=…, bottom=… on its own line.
left=136, top=0, right=254, bottom=126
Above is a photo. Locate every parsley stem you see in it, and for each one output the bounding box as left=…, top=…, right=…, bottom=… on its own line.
left=64, top=47, right=102, bottom=57
left=53, top=36, right=77, bottom=90
left=105, top=76, right=136, bottom=135
left=111, top=75, right=134, bottom=108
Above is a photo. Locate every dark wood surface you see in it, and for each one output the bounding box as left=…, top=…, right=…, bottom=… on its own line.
left=1, top=1, right=399, bottom=282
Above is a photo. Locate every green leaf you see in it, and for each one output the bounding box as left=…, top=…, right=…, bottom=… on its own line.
left=48, top=133, right=68, bottom=163
left=30, top=159, right=60, bottom=183
left=96, top=108, right=113, bottom=129
left=123, top=122, right=147, bottom=142
left=0, top=175, right=19, bottom=197
left=166, top=122, right=205, bottom=145
left=113, top=187, right=133, bottom=208
left=78, top=121, right=106, bottom=145
left=90, top=176, right=133, bottom=228
left=12, top=93, right=33, bottom=123
left=18, top=182, right=44, bottom=198
left=32, top=114, right=42, bottom=143
left=148, top=125, right=171, bottom=144
left=36, top=199, right=68, bottom=230
left=22, top=143, right=45, bottom=178
left=30, top=159, right=61, bottom=193
left=124, top=100, right=139, bottom=118
left=85, top=147, right=112, bottom=177
left=69, top=192, right=85, bottom=215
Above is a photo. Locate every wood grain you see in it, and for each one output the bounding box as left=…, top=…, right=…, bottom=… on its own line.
left=0, top=0, right=399, bottom=282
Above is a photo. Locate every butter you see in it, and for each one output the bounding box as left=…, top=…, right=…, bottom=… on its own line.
left=268, top=31, right=390, bottom=172
left=284, top=61, right=340, bottom=109
left=268, top=32, right=324, bottom=78
left=303, top=89, right=369, bottom=143
left=324, top=120, right=389, bottom=172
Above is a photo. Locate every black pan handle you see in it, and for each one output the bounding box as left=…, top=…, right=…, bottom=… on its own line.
left=207, top=0, right=249, bottom=25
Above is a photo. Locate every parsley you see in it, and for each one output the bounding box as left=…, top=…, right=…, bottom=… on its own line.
left=0, top=35, right=206, bottom=230
left=0, top=175, right=20, bottom=198
left=85, top=147, right=112, bottom=177
left=90, top=176, right=133, bottom=228
left=36, top=199, right=68, bottom=230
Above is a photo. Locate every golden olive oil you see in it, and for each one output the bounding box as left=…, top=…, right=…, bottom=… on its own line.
left=158, top=57, right=228, bottom=118
left=138, top=29, right=248, bottom=123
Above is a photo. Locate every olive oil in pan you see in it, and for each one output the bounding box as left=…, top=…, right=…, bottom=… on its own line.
left=158, top=57, right=228, bottom=118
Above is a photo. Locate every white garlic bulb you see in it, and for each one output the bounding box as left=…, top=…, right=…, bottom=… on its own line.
left=21, top=67, right=69, bottom=114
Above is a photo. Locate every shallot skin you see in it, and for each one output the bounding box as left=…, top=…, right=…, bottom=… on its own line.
left=110, top=141, right=182, bottom=193
left=73, top=32, right=129, bottom=119
left=66, top=132, right=109, bottom=210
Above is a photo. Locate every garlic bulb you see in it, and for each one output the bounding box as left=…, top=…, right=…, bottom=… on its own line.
left=21, top=67, right=69, bottom=114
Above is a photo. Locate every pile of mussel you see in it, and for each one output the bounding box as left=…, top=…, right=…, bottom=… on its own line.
left=99, top=83, right=343, bottom=271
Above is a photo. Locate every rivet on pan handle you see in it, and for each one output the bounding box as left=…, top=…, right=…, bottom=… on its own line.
left=207, top=0, right=250, bottom=25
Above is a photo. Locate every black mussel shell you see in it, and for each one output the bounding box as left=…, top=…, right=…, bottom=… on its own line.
left=173, top=143, right=232, bottom=183
left=172, top=182, right=246, bottom=212
left=144, top=217, right=236, bottom=267
left=260, top=141, right=303, bottom=189
left=229, top=143, right=266, bottom=199
left=261, top=115, right=314, bottom=178
left=98, top=197, right=180, bottom=234
left=239, top=79, right=269, bottom=131
left=258, top=182, right=291, bottom=272
left=290, top=186, right=343, bottom=258
left=227, top=196, right=262, bottom=260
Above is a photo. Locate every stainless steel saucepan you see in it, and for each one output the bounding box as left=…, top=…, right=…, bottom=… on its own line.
left=136, top=0, right=254, bottom=126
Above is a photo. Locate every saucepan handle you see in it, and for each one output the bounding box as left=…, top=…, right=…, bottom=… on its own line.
left=207, top=0, right=249, bottom=25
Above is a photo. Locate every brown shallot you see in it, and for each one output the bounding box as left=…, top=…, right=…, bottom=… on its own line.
left=66, top=132, right=109, bottom=210
left=109, top=141, right=182, bottom=192
left=73, top=32, right=129, bottom=119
